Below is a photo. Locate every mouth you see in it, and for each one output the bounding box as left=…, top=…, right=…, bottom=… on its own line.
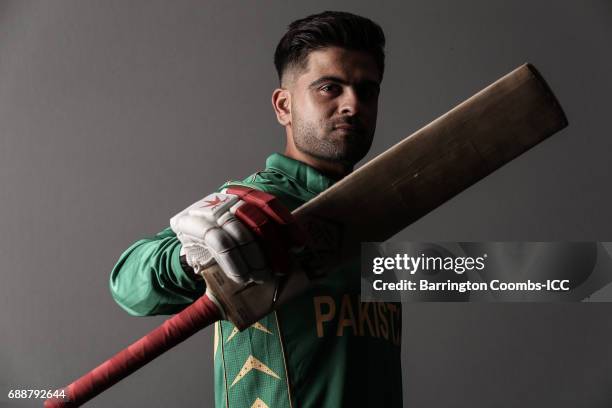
left=333, top=123, right=363, bottom=134
left=332, top=127, right=360, bottom=139
left=334, top=123, right=357, bottom=130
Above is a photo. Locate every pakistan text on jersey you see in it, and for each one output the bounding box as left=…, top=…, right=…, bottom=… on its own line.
left=313, top=294, right=401, bottom=346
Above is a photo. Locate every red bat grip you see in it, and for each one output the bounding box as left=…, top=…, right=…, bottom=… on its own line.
left=45, top=294, right=222, bottom=407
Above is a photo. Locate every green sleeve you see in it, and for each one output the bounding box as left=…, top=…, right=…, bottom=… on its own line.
left=109, top=227, right=206, bottom=316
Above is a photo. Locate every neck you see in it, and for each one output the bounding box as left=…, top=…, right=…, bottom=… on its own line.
left=284, top=134, right=352, bottom=180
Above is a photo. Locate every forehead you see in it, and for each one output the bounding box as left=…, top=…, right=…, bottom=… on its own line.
left=297, top=46, right=381, bottom=85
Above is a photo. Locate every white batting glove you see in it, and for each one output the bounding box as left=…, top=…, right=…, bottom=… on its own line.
left=170, top=190, right=269, bottom=284
left=171, top=186, right=306, bottom=285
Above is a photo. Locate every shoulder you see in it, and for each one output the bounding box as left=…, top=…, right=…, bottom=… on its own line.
left=218, top=169, right=277, bottom=193
left=218, top=169, right=304, bottom=210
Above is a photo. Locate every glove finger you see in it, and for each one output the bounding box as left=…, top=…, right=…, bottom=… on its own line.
left=217, top=211, right=255, bottom=245
left=170, top=192, right=237, bottom=230
left=204, top=226, right=250, bottom=284
left=231, top=201, right=291, bottom=275
left=188, top=192, right=239, bottom=221
left=170, top=214, right=216, bottom=242
left=218, top=211, right=271, bottom=281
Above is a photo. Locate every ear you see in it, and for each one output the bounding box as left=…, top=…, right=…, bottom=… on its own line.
left=271, top=88, right=291, bottom=126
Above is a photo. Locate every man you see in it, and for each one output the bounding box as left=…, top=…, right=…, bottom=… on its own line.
left=110, top=11, right=402, bottom=408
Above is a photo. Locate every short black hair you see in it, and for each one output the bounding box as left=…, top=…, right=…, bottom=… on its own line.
left=274, top=11, right=386, bottom=85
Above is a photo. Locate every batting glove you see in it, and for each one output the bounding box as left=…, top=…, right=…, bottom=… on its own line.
left=170, top=186, right=305, bottom=284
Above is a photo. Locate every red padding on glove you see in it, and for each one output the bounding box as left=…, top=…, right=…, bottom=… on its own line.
left=227, top=186, right=293, bottom=224
left=227, top=186, right=307, bottom=247
left=45, top=295, right=221, bottom=408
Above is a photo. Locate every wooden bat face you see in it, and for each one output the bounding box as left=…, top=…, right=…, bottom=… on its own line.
left=203, top=63, right=568, bottom=330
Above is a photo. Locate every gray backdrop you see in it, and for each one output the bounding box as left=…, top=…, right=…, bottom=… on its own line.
left=1, top=1, right=611, bottom=407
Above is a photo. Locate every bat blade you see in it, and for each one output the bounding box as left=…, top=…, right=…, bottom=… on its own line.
left=297, top=63, right=566, bottom=244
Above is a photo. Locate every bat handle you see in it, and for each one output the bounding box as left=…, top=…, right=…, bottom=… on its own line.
left=44, top=294, right=222, bottom=407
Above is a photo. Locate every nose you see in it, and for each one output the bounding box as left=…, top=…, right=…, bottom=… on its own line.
left=338, top=87, right=359, bottom=116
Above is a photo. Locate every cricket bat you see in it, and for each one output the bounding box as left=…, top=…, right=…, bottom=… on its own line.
left=203, top=62, right=568, bottom=329
left=46, top=63, right=567, bottom=407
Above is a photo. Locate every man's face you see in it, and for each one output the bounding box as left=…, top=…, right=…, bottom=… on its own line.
left=287, top=47, right=381, bottom=166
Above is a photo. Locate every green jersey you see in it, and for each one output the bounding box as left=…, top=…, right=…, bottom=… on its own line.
left=110, top=153, right=402, bottom=408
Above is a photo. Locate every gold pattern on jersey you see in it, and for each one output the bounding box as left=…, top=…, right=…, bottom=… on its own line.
left=226, top=322, right=273, bottom=343
left=251, top=397, right=270, bottom=408
left=213, top=322, right=219, bottom=358
left=231, top=355, right=281, bottom=387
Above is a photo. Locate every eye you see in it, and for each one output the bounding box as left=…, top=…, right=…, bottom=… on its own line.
left=319, top=83, right=341, bottom=94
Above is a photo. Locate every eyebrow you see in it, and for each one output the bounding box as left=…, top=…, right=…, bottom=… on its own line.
left=308, top=76, right=380, bottom=90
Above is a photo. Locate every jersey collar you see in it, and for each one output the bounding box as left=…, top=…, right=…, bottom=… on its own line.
left=265, top=153, right=337, bottom=195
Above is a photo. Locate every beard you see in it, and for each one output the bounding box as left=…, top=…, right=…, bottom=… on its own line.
left=292, top=110, right=374, bottom=166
